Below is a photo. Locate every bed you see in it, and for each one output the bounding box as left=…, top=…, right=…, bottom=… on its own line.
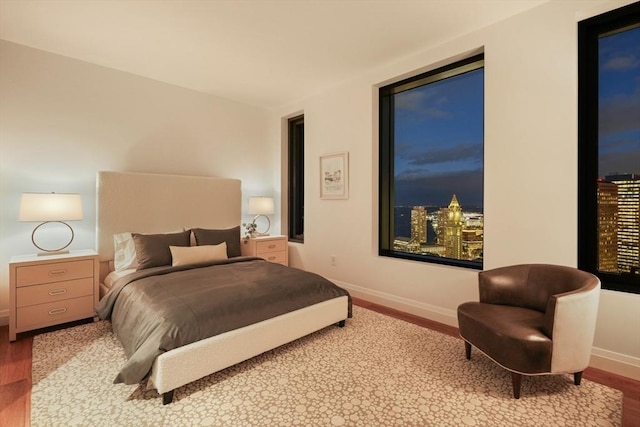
left=94, top=171, right=351, bottom=404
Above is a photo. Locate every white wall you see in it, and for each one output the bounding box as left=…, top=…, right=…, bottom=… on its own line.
left=0, top=41, right=277, bottom=321
left=0, top=0, right=637, bottom=381
left=273, top=0, right=640, bottom=379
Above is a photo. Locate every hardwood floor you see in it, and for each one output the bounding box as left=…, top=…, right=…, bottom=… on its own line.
left=1, top=298, right=638, bottom=426
left=0, top=327, right=31, bottom=427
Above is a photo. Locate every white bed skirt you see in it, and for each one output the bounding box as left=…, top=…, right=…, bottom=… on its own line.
left=148, top=296, right=350, bottom=395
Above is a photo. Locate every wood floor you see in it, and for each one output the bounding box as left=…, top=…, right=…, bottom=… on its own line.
left=1, top=298, right=638, bottom=426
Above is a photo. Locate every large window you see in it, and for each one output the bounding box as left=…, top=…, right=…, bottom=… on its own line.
left=578, top=3, right=640, bottom=294
left=288, top=115, right=304, bottom=242
left=379, top=54, right=484, bottom=269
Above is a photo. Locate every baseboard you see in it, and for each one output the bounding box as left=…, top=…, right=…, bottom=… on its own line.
left=331, top=279, right=459, bottom=328
left=333, top=278, right=640, bottom=381
left=590, top=348, right=640, bottom=380
left=0, top=310, right=8, bottom=327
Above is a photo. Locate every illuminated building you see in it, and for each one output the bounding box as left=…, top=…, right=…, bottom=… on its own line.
left=436, top=208, right=448, bottom=244
left=606, top=174, right=640, bottom=274
left=444, top=195, right=463, bottom=259
left=393, top=236, right=420, bottom=253
left=411, top=206, right=427, bottom=244
left=597, top=180, right=618, bottom=272
left=462, top=229, right=484, bottom=260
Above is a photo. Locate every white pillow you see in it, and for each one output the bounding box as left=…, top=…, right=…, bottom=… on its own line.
left=170, top=243, right=228, bottom=267
left=114, top=232, right=138, bottom=271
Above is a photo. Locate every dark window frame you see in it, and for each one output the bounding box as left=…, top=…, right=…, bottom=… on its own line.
left=379, top=54, right=484, bottom=270
left=578, top=2, right=640, bottom=294
left=288, top=115, right=304, bottom=243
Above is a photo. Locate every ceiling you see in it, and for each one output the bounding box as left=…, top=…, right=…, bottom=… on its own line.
left=0, top=0, right=547, bottom=110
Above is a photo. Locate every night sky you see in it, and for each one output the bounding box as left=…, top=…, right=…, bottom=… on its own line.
left=598, top=26, right=640, bottom=178
left=393, top=68, right=484, bottom=210
left=391, top=25, right=639, bottom=210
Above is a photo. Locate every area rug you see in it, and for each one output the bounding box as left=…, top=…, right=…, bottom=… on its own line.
left=31, top=306, right=622, bottom=426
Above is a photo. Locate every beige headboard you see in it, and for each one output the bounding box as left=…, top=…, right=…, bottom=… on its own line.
left=96, top=171, right=241, bottom=263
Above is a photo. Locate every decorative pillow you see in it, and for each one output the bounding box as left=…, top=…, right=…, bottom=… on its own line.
left=114, top=232, right=138, bottom=271
left=170, top=243, right=228, bottom=267
left=133, top=230, right=191, bottom=270
left=192, top=226, right=241, bottom=258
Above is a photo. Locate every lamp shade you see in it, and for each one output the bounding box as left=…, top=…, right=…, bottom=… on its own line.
left=19, top=193, right=83, bottom=222
left=248, top=197, right=274, bottom=215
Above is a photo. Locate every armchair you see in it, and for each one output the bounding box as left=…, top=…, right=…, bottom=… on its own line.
left=457, top=264, right=600, bottom=398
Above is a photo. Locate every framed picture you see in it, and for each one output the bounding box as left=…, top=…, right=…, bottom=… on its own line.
left=320, top=152, right=349, bottom=200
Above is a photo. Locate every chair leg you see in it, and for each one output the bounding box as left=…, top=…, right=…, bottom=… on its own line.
left=511, top=372, right=522, bottom=399
left=464, top=341, right=471, bottom=360
left=574, top=371, right=583, bottom=386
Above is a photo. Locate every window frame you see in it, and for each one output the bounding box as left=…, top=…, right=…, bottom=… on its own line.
left=288, top=115, right=305, bottom=243
left=577, top=2, right=640, bottom=294
left=378, top=54, right=484, bottom=270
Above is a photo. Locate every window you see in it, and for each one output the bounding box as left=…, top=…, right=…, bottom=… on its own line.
left=578, top=3, right=640, bottom=294
left=379, top=54, right=484, bottom=269
left=288, top=115, right=304, bottom=242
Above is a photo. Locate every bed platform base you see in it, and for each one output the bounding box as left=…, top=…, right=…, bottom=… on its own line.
left=151, top=296, right=349, bottom=404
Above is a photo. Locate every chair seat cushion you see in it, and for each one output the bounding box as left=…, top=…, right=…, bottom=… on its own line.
left=457, top=302, right=552, bottom=374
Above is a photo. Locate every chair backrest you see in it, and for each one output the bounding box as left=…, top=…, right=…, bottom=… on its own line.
left=479, top=264, right=599, bottom=313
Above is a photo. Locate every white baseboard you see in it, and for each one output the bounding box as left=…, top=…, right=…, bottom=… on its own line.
left=590, top=348, right=640, bottom=380
left=333, top=278, right=640, bottom=381
left=334, top=279, right=458, bottom=327
left=0, top=310, right=8, bottom=327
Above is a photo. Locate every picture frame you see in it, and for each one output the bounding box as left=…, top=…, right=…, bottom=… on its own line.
left=320, top=152, right=349, bottom=200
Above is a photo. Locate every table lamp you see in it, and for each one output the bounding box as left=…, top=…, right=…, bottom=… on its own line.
left=19, top=192, right=83, bottom=255
left=248, top=196, right=274, bottom=236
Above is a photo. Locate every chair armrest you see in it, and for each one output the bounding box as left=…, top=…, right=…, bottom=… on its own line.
left=545, top=280, right=600, bottom=373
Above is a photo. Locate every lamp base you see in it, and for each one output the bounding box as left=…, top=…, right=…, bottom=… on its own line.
left=31, top=221, right=75, bottom=254
left=37, top=250, right=70, bottom=257
left=251, top=215, right=271, bottom=237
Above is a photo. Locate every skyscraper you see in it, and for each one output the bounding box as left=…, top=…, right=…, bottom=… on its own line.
left=606, top=174, right=640, bottom=274
left=436, top=207, right=448, bottom=245
left=411, top=206, right=427, bottom=244
left=597, top=180, right=618, bottom=272
left=444, top=195, right=463, bottom=259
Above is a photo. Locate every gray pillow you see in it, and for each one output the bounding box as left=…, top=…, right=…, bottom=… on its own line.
left=133, top=230, right=191, bottom=270
left=192, top=226, right=241, bottom=258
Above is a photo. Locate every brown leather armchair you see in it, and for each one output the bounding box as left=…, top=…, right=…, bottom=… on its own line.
left=457, top=264, right=600, bottom=398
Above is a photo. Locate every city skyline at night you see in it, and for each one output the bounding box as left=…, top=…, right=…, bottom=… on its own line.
left=596, top=25, right=640, bottom=276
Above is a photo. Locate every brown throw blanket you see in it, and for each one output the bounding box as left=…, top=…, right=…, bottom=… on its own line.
left=96, top=257, right=351, bottom=385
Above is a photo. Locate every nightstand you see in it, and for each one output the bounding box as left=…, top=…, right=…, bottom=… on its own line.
left=8, top=249, right=99, bottom=341
left=241, top=235, right=288, bottom=266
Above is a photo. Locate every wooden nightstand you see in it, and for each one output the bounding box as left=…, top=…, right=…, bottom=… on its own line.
left=8, top=249, right=99, bottom=341
left=241, top=235, right=288, bottom=266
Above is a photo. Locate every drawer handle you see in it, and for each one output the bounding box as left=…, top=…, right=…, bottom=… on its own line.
left=268, top=244, right=276, bottom=249
left=48, top=307, right=67, bottom=315
left=48, top=269, right=67, bottom=276
left=48, top=289, right=67, bottom=296
left=267, top=256, right=276, bottom=260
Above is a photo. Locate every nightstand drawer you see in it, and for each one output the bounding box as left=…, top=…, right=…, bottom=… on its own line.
left=16, top=295, right=94, bottom=330
left=16, top=278, right=94, bottom=308
left=261, top=251, right=287, bottom=265
left=256, top=239, right=286, bottom=254
left=16, top=259, right=94, bottom=287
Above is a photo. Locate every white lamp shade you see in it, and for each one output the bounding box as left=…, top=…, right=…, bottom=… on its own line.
left=19, top=193, right=83, bottom=222
left=248, top=197, right=274, bottom=215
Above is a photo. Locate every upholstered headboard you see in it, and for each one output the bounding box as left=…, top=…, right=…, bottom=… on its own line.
left=96, top=171, right=241, bottom=264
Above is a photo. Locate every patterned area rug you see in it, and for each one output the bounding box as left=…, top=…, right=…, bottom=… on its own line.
left=31, top=306, right=622, bottom=426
